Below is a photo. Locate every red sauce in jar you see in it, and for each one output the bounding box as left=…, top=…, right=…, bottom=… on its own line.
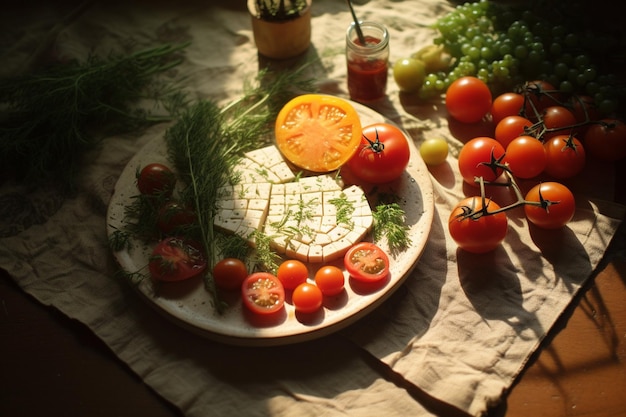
left=347, top=35, right=388, bottom=102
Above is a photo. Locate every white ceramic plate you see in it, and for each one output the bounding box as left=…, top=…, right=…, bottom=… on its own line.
left=107, top=99, right=434, bottom=346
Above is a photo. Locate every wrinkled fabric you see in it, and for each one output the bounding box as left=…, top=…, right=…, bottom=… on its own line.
left=1, top=1, right=624, bottom=417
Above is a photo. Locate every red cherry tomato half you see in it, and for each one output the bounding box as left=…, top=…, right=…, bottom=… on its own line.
left=346, top=123, right=410, bottom=184
left=276, top=259, right=309, bottom=290
left=583, top=118, right=626, bottom=161
left=344, top=242, right=390, bottom=283
left=458, top=136, right=506, bottom=186
left=314, top=265, right=345, bottom=296
left=445, top=76, right=492, bottom=124
left=504, top=135, right=547, bottom=179
left=448, top=196, right=508, bottom=254
left=524, top=182, right=575, bottom=229
left=241, top=272, right=285, bottom=315
left=543, top=135, right=586, bottom=179
left=212, top=258, right=248, bottom=291
left=137, top=163, right=176, bottom=196
left=292, top=282, right=323, bottom=314
left=148, top=237, right=207, bottom=282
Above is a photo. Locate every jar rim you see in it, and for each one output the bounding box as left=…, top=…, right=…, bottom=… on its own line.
left=346, top=21, right=389, bottom=53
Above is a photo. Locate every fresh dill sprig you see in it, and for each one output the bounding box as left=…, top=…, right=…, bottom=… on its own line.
left=0, top=42, right=189, bottom=193
left=372, top=202, right=412, bottom=254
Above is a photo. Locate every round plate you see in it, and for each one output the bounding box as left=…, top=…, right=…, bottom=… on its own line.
left=106, top=99, right=434, bottom=346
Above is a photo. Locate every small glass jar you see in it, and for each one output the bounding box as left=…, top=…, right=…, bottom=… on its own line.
left=346, top=21, right=390, bottom=102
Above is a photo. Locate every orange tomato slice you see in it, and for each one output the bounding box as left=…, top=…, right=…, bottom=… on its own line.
left=274, top=94, right=362, bottom=172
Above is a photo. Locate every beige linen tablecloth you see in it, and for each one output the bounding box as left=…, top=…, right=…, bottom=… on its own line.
left=1, top=1, right=624, bottom=416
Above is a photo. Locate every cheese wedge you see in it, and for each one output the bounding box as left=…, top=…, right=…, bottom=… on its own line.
left=214, top=145, right=373, bottom=263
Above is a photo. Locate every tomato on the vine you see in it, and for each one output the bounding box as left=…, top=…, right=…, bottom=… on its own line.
left=448, top=196, right=508, bottom=254
left=241, top=272, right=285, bottom=315
left=276, top=259, right=309, bottom=290
left=495, top=115, right=533, bottom=148
left=148, top=237, right=207, bottom=282
left=445, top=76, right=492, bottom=124
left=524, top=182, right=575, bottom=229
left=292, top=282, right=323, bottom=313
left=344, top=242, right=390, bottom=283
left=541, top=105, right=577, bottom=140
left=543, top=134, right=586, bottom=179
left=504, top=136, right=547, bottom=179
left=490, top=92, right=524, bottom=125
left=314, top=265, right=345, bottom=296
left=521, top=80, right=560, bottom=119
left=346, top=123, right=410, bottom=184
left=458, top=136, right=506, bottom=186
left=137, top=163, right=176, bottom=196
left=212, top=258, right=248, bottom=291
left=157, top=201, right=197, bottom=235
left=583, top=119, right=626, bottom=161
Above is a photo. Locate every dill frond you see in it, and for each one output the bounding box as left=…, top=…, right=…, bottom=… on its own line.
left=372, top=203, right=412, bottom=254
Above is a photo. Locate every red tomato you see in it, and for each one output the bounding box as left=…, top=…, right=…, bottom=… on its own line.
left=292, top=282, right=323, bottom=313
left=344, top=242, right=390, bottom=283
left=241, top=272, right=285, bottom=315
left=495, top=115, right=534, bottom=148
left=346, top=123, right=410, bottom=184
left=541, top=105, right=577, bottom=139
left=458, top=136, right=506, bottom=186
left=212, top=258, right=248, bottom=291
left=504, top=136, right=547, bottom=179
left=569, top=95, right=600, bottom=125
left=583, top=119, right=626, bottom=161
left=314, top=265, right=345, bottom=296
left=276, top=259, right=309, bottom=290
left=445, top=76, right=493, bottom=124
left=543, top=135, right=586, bottom=179
left=148, top=237, right=207, bottom=282
left=521, top=80, right=560, bottom=119
left=137, top=163, right=176, bottom=196
left=448, top=196, right=508, bottom=254
left=157, top=201, right=197, bottom=235
left=524, top=182, right=575, bottom=229
left=491, top=92, right=524, bottom=124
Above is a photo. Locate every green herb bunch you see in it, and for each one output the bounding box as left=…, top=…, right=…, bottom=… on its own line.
left=255, top=0, right=308, bottom=22
left=0, top=43, right=188, bottom=193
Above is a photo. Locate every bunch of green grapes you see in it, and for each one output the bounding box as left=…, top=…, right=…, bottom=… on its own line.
left=395, top=0, right=622, bottom=115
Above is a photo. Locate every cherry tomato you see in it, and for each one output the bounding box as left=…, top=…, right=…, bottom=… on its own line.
left=346, top=123, right=410, bottom=184
left=504, top=136, right=547, bottom=179
left=212, top=258, right=248, bottom=291
left=276, top=259, right=309, bottom=290
left=521, top=80, right=560, bottom=119
left=392, top=57, right=426, bottom=93
left=241, top=272, right=285, bottom=315
left=292, top=282, right=323, bottom=313
left=458, top=136, right=506, bottom=186
left=569, top=95, right=600, bottom=126
left=419, top=137, right=449, bottom=166
left=445, top=76, right=492, bottom=124
left=541, top=105, right=577, bottom=139
left=157, top=201, right=197, bottom=235
left=543, top=135, right=586, bottom=179
left=495, top=115, right=534, bottom=148
left=448, top=196, right=508, bottom=254
left=148, top=237, right=207, bottom=282
left=344, top=242, right=390, bottom=283
left=314, top=265, right=345, bottom=296
left=137, top=163, right=176, bottom=196
left=524, top=182, right=575, bottom=229
left=583, top=119, right=626, bottom=161
left=490, top=92, right=524, bottom=125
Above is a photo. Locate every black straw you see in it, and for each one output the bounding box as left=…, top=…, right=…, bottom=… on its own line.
left=346, top=0, right=366, bottom=44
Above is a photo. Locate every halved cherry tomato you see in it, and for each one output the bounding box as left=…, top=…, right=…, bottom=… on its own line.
left=148, top=237, right=207, bottom=282
left=292, top=282, right=323, bottom=313
left=212, top=258, right=248, bottom=291
left=346, top=123, right=410, bottom=184
left=241, top=272, right=285, bottom=315
left=524, top=182, right=575, bottom=229
left=448, top=196, right=508, bottom=254
left=276, top=259, right=309, bottom=290
left=314, top=265, right=345, bottom=296
left=274, top=94, right=362, bottom=172
left=137, top=163, right=176, bottom=196
left=344, top=242, right=390, bottom=283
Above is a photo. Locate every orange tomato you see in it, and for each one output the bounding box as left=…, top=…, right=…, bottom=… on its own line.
left=274, top=94, right=362, bottom=172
